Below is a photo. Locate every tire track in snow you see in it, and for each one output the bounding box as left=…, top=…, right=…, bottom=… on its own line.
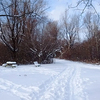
left=69, top=66, right=88, bottom=100
left=32, top=66, right=75, bottom=100
left=32, top=64, right=88, bottom=100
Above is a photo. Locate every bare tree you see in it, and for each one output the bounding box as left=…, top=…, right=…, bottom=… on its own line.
left=72, top=0, right=99, bottom=15
left=0, top=0, right=47, bottom=61
left=61, top=11, right=79, bottom=58
left=30, top=21, right=60, bottom=63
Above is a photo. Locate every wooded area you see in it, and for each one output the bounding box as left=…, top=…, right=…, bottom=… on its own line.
left=0, top=0, right=100, bottom=64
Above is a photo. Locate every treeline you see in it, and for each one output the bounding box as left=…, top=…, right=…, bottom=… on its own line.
left=0, top=0, right=100, bottom=64
left=60, top=12, right=100, bottom=63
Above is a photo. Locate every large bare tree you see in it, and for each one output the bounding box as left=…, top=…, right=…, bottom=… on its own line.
left=27, top=20, right=60, bottom=63
left=0, top=0, right=46, bottom=61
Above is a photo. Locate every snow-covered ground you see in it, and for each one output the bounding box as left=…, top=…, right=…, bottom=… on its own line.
left=0, top=59, right=100, bottom=100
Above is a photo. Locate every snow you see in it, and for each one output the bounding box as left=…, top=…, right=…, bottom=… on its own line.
left=34, top=61, right=40, bottom=67
left=6, top=61, right=16, bottom=64
left=0, top=59, right=100, bottom=100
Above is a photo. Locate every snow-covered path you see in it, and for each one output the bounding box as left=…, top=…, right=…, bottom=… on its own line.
left=0, top=59, right=100, bottom=100
left=32, top=62, right=87, bottom=100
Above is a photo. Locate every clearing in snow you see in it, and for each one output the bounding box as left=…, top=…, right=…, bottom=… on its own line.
left=0, top=59, right=100, bottom=100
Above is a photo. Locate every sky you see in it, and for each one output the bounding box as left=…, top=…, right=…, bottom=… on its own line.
left=46, top=0, right=100, bottom=21
left=46, top=0, right=71, bottom=21
left=46, top=0, right=80, bottom=21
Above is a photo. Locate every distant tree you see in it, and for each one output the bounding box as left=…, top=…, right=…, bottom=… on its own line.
left=40, top=21, right=59, bottom=63
left=61, top=11, right=79, bottom=59
left=84, top=12, right=100, bottom=60
left=27, top=20, right=60, bottom=63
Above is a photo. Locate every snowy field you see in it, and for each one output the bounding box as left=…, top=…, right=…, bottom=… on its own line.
left=0, top=59, right=100, bottom=100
